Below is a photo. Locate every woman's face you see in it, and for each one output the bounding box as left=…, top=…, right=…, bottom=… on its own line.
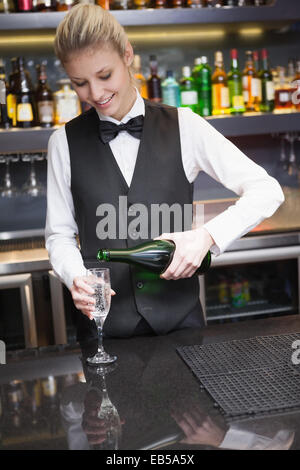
left=64, top=42, right=136, bottom=122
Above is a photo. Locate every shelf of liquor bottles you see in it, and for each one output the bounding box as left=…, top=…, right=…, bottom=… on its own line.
left=1, top=111, right=299, bottom=153
left=0, top=0, right=299, bottom=30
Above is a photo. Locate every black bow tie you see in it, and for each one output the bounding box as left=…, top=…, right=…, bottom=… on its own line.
left=99, top=115, right=144, bottom=144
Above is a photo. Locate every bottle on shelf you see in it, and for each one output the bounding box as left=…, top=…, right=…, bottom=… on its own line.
left=259, top=48, right=275, bottom=113
left=133, top=55, right=148, bottom=99
left=16, top=0, right=33, bottom=11
left=186, top=0, right=203, bottom=7
left=36, top=0, right=55, bottom=10
left=179, top=66, right=199, bottom=113
left=227, top=49, right=245, bottom=115
left=253, top=50, right=262, bottom=103
left=56, top=0, right=74, bottom=10
left=96, top=0, right=110, bottom=8
left=171, top=0, right=184, bottom=7
left=0, top=59, right=12, bottom=129
left=192, top=56, right=212, bottom=117
left=147, top=55, right=162, bottom=103
left=109, top=0, right=132, bottom=8
left=36, top=64, right=54, bottom=128
left=212, top=51, right=230, bottom=115
left=274, top=66, right=293, bottom=113
left=7, top=58, right=18, bottom=127
left=0, top=0, right=15, bottom=12
left=15, top=57, right=36, bottom=128
left=242, top=50, right=260, bottom=112
left=97, top=240, right=211, bottom=276
left=132, top=0, right=147, bottom=8
left=293, top=61, right=300, bottom=111
left=53, top=78, right=81, bottom=125
left=161, top=70, right=180, bottom=107
left=206, top=0, right=223, bottom=6
left=154, top=0, right=167, bottom=7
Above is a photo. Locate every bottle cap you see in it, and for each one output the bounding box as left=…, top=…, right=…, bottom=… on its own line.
left=133, top=55, right=141, bottom=70
left=182, top=66, right=191, bottom=77
left=261, top=48, right=268, bottom=59
left=194, top=57, right=202, bottom=65
left=231, top=49, right=238, bottom=59
left=215, top=51, right=223, bottom=64
left=253, top=50, right=259, bottom=61
left=201, top=56, right=208, bottom=64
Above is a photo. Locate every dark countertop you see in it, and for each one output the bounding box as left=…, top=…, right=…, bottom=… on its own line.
left=1, top=314, right=300, bottom=450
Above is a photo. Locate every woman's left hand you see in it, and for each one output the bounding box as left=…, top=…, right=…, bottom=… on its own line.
left=155, top=227, right=214, bottom=280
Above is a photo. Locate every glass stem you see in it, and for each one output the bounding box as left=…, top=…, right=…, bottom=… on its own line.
left=96, top=319, right=104, bottom=355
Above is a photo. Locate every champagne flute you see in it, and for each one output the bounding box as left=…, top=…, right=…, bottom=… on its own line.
left=86, top=268, right=117, bottom=366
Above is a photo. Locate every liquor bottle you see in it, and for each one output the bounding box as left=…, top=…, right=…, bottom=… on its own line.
left=161, top=70, right=180, bottom=107
left=293, top=61, right=300, bottom=111
left=56, top=0, right=74, bottom=10
left=147, top=55, right=162, bottom=103
left=36, top=64, right=54, bottom=128
left=16, top=0, right=33, bottom=11
left=36, top=0, right=55, bottom=10
left=53, top=79, right=81, bottom=125
left=180, top=66, right=198, bottom=113
left=227, top=49, right=245, bottom=115
left=97, top=240, right=211, bottom=276
left=207, top=0, right=223, bottom=6
left=186, top=0, right=203, bottom=7
left=253, top=51, right=262, bottom=103
left=154, top=0, right=166, bottom=7
left=133, top=55, right=148, bottom=99
left=96, top=0, right=110, bottom=8
left=212, top=51, right=230, bottom=115
left=132, top=0, right=147, bottom=8
left=192, top=57, right=212, bottom=117
left=15, top=57, right=36, bottom=128
left=242, top=50, right=260, bottom=112
left=0, top=0, right=15, bottom=12
left=259, top=48, right=275, bottom=113
left=287, top=58, right=296, bottom=109
left=0, top=59, right=12, bottom=128
left=171, top=0, right=184, bottom=7
left=274, top=67, right=293, bottom=113
left=7, top=58, right=18, bottom=127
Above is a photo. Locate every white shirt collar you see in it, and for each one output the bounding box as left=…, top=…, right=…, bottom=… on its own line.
left=95, top=88, right=145, bottom=124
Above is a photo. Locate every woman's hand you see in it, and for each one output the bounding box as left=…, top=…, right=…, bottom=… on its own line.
left=155, top=227, right=214, bottom=280
left=70, top=276, right=116, bottom=320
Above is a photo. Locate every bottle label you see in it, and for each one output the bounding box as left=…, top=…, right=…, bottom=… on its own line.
left=243, top=90, right=249, bottom=103
left=279, top=90, right=290, bottom=103
left=232, top=95, right=245, bottom=109
left=38, top=100, right=54, bottom=124
left=220, top=86, right=230, bottom=108
left=17, top=103, right=33, bottom=122
left=162, top=87, right=180, bottom=107
left=266, top=81, right=275, bottom=101
left=251, top=78, right=260, bottom=98
left=180, top=90, right=198, bottom=105
left=242, top=75, right=249, bottom=91
left=7, top=93, right=17, bottom=126
left=54, top=95, right=79, bottom=124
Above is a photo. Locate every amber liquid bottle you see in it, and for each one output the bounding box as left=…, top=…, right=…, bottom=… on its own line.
left=36, top=64, right=54, bottom=128
left=147, top=55, right=162, bottom=103
left=15, top=58, right=36, bottom=128
left=212, top=51, right=230, bottom=115
left=242, top=50, right=260, bottom=112
left=293, top=61, right=300, bottom=111
left=133, top=55, right=148, bottom=99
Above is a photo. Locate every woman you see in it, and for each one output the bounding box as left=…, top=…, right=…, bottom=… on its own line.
left=45, top=4, right=284, bottom=341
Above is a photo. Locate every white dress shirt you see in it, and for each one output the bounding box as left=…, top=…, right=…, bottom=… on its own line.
left=45, top=90, right=284, bottom=289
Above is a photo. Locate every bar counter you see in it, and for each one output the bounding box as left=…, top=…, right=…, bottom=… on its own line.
left=1, top=314, right=300, bottom=451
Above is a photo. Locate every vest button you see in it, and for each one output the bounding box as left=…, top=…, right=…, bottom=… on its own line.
left=136, top=281, right=144, bottom=289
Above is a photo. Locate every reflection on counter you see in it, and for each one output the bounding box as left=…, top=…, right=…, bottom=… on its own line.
left=1, top=322, right=300, bottom=450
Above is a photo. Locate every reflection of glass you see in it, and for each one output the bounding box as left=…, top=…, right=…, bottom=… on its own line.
left=0, top=154, right=18, bottom=198
left=83, top=363, right=121, bottom=450
left=21, top=153, right=46, bottom=197
left=86, top=268, right=117, bottom=365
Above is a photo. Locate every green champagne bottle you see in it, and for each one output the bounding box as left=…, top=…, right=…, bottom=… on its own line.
left=97, top=240, right=211, bottom=276
left=259, top=48, right=275, bottom=113
left=192, top=57, right=212, bottom=117
left=227, top=49, right=245, bottom=115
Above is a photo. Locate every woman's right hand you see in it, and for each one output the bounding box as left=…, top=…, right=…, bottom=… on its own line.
left=70, top=276, right=116, bottom=320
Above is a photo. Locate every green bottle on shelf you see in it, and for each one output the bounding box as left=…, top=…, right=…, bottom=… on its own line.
left=259, top=48, right=275, bottom=113
left=97, top=240, right=211, bottom=276
left=179, top=66, right=199, bottom=114
left=227, top=49, right=245, bottom=115
left=192, top=56, right=212, bottom=117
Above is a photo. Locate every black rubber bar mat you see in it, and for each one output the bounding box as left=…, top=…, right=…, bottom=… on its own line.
left=177, top=333, right=300, bottom=419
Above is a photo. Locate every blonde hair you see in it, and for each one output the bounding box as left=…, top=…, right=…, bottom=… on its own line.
left=54, top=4, right=129, bottom=64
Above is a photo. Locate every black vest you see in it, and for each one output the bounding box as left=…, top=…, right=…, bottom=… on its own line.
left=65, top=100, right=203, bottom=339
